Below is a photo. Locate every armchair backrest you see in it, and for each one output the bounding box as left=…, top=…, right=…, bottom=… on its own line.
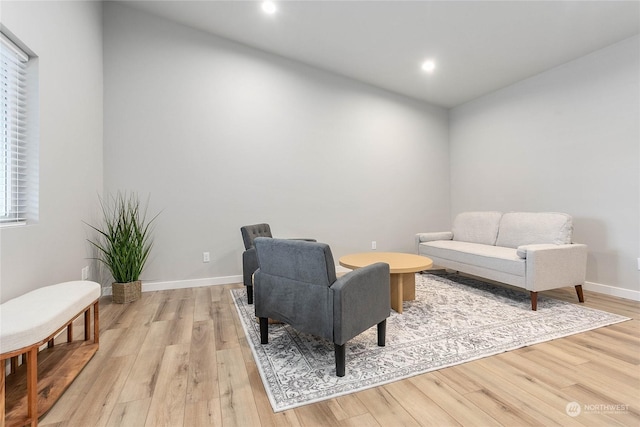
left=241, top=223, right=272, bottom=250
left=254, top=238, right=337, bottom=287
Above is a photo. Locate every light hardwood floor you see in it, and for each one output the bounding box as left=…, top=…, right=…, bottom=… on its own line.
left=37, top=280, right=639, bottom=426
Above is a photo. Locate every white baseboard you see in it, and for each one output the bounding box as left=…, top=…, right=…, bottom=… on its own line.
left=143, top=275, right=243, bottom=292
left=584, top=280, right=640, bottom=302
left=100, top=274, right=639, bottom=303
left=100, top=275, right=243, bottom=296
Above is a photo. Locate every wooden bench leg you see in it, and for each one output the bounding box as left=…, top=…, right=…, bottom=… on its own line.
left=27, top=347, right=37, bottom=427
left=84, top=308, right=91, bottom=341
left=575, top=285, right=585, bottom=303
left=1, top=360, right=5, bottom=427
left=530, top=291, right=538, bottom=311
left=93, top=301, right=100, bottom=344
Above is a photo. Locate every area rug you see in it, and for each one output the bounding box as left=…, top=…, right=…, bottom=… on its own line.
left=230, top=273, right=629, bottom=412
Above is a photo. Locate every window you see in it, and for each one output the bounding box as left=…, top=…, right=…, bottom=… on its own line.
left=0, top=31, right=31, bottom=225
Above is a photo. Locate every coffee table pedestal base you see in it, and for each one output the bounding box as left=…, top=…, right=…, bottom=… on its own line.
left=390, top=273, right=416, bottom=314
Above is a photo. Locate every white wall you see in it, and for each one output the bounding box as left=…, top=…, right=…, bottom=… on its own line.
left=0, top=1, right=104, bottom=303
left=103, top=2, right=450, bottom=286
left=450, top=36, right=640, bottom=296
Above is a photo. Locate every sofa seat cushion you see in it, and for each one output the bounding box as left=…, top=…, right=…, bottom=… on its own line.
left=420, top=240, right=525, bottom=277
left=496, top=212, right=573, bottom=249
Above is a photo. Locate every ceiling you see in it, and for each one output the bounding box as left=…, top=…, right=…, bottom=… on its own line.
left=120, top=1, right=640, bottom=109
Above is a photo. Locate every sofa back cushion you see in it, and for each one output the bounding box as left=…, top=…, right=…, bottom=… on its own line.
left=496, top=212, right=573, bottom=248
left=452, top=211, right=503, bottom=245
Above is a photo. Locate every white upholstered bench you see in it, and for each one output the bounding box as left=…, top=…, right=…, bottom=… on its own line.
left=1, top=281, right=101, bottom=427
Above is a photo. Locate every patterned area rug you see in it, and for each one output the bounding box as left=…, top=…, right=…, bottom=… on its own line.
left=231, top=273, right=629, bottom=412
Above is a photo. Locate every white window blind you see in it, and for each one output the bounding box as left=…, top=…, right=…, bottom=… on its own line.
left=0, top=32, right=29, bottom=225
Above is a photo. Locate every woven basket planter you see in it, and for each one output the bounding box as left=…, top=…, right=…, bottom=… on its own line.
left=112, top=280, right=141, bottom=304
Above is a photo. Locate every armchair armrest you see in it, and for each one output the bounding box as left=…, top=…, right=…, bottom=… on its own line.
left=242, top=247, right=258, bottom=286
left=519, top=243, right=588, bottom=291
left=331, top=262, right=390, bottom=345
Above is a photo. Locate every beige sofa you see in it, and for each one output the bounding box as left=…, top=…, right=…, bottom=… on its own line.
left=416, top=212, right=587, bottom=310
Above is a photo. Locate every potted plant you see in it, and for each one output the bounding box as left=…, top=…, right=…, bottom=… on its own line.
left=86, top=192, right=159, bottom=303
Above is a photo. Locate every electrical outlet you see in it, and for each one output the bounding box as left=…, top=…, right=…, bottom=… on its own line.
left=637, top=258, right=640, bottom=271
left=81, top=266, right=89, bottom=280
left=372, top=241, right=377, bottom=250
left=203, top=252, right=210, bottom=263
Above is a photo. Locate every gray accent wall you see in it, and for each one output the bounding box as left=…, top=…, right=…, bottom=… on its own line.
left=449, top=36, right=640, bottom=295
left=103, top=2, right=450, bottom=285
left=0, top=1, right=104, bottom=303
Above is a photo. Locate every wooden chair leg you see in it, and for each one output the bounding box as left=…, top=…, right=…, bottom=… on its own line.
left=334, top=344, right=345, bottom=377
left=530, top=291, right=538, bottom=311
left=377, top=319, right=386, bottom=347
left=259, top=317, right=269, bottom=344
left=575, top=285, right=585, bottom=303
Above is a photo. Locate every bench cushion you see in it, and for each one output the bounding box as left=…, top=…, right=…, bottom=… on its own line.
left=0, top=281, right=101, bottom=354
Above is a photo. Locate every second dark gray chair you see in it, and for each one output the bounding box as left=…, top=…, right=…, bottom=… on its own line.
left=240, top=223, right=316, bottom=304
left=253, top=237, right=390, bottom=377
left=240, top=223, right=273, bottom=304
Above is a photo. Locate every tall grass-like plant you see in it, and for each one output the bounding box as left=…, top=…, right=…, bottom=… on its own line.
left=86, top=192, right=159, bottom=284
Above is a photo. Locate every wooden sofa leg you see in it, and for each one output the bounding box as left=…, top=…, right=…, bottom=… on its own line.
left=335, top=344, right=345, bottom=377
left=530, top=291, right=538, bottom=311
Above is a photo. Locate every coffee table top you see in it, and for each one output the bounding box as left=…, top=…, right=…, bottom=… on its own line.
left=339, top=252, right=433, bottom=274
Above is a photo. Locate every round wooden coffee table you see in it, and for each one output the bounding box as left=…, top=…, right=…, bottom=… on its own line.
left=339, top=252, right=433, bottom=314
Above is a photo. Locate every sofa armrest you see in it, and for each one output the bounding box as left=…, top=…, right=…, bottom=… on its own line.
left=331, top=262, right=390, bottom=345
left=520, top=243, right=588, bottom=291
left=416, top=231, right=453, bottom=244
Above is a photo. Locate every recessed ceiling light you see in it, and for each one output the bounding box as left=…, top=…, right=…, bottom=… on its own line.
left=421, top=60, right=436, bottom=73
left=262, top=1, right=277, bottom=15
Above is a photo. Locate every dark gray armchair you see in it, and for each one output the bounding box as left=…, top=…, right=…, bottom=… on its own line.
left=254, top=237, right=390, bottom=377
